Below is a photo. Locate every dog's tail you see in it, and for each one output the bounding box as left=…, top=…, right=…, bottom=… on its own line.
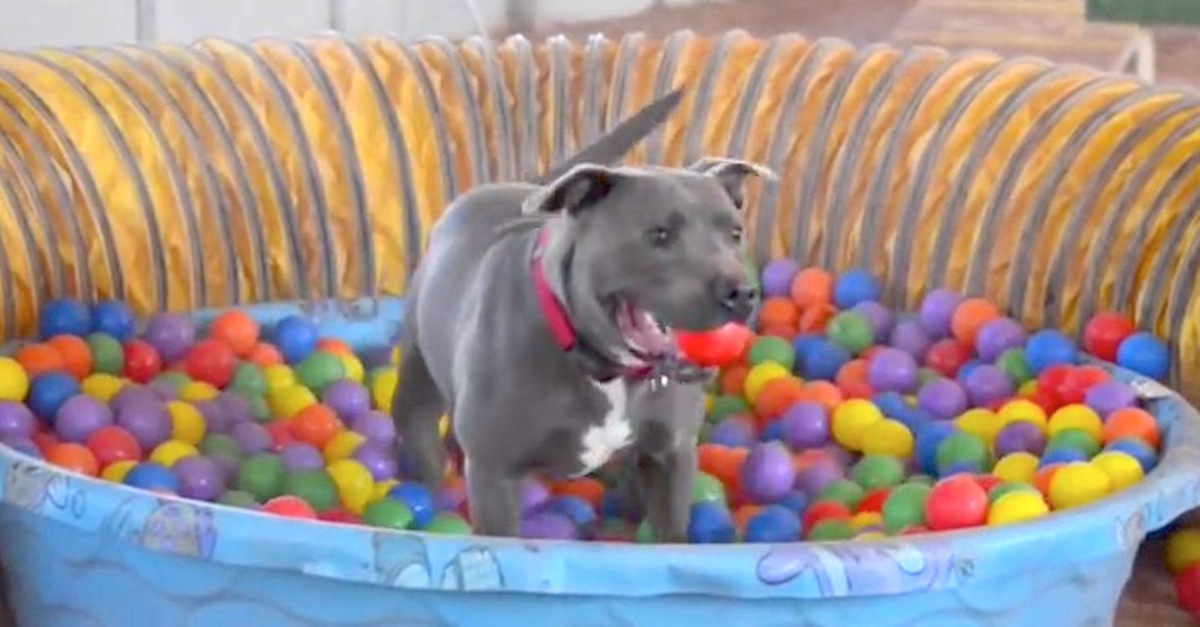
left=531, top=88, right=684, bottom=185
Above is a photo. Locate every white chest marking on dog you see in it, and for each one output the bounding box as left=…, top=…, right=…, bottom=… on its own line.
left=576, top=378, right=633, bottom=476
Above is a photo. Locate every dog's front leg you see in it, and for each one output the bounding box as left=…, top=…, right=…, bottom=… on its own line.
left=637, top=444, right=697, bottom=543
left=464, top=458, right=523, bottom=537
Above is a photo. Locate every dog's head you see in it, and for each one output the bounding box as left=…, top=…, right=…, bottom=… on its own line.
left=527, top=157, right=769, bottom=361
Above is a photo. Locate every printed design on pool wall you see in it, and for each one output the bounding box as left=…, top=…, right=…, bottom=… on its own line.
left=373, top=532, right=505, bottom=591
left=755, top=540, right=969, bottom=596
left=107, top=497, right=217, bottom=559
left=2, top=461, right=86, bottom=519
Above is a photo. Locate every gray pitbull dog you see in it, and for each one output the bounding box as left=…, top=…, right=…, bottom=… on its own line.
left=391, top=92, right=767, bottom=540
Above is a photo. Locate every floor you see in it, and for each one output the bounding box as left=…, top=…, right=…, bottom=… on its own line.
left=510, top=0, right=1200, bottom=624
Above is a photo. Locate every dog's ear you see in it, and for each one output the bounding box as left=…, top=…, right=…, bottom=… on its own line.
left=688, top=158, right=776, bottom=209
left=522, top=164, right=620, bottom=216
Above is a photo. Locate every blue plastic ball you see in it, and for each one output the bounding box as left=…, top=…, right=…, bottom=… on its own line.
left=27, top=372, right=81, bottom=422
left=760, top=419, right=787, bottom=444
left=90, top=300, right=137, bottom=341
left=914, top=421, right=957, bottom=475
left=388, top=482, right=436, bottom=529
left=798, top=339, right=851, bottom=381
left=1115, top=332, right=1170, bottom=381
left=792, top=333, right=825, bottom=362
left=776, top=490, right=810, bottom=516
left=833, top=269, right=882, bottom=310
left=709, top=416, right=756, bottom=448
left=1025, top=330, right=1078, bottom=375
left=124, top=461, right=181, bottom=493
left=744, top=504, right=802, bottom=543
left=272, top=315, right=319, bottom=364
left=956, top=359, right=985, bottom=383
left=688, top=502, right=735, bottom=544
left=1105, top=437, right=1158, bottom=473
left=39, top=299, right=91, bottom=339
left=1039, top=447, right=1089, bottom=468
left=873, top=392, right=909, bottom=419
left=543, top=495, right=597, bottom=529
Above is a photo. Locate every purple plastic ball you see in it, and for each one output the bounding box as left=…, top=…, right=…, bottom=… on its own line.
left=761, top=259, right=799, bottom=298
left=280, top=442, right=325, bottom=473
left=867, top=348, right=919, bottom=393
left=55, top=394, right=115, bottom=443
left=351, top=410, right=398, bottom=447
left=918, top=288, right=964, bottom=339
left=961, top=365, right=1015, bottom=407
left=115, top=399, right=173, bottom=450
left=1, top=435, right=40, bottom=458
left=111, top=385, right=160, bottom=415
left=741, top=442, right=797, bottom=504
left=194, top=399, right=233, bottom=435
left=890, top=319, right=933, bottom=361
left=147, top=380, right=180, bottom=401
left=175, top=456, right=225, bottom=501
left=917, top=378, right=968, bottom=421
left=521, top=478, right=551, bottom=514
left=975, top=318, right=1027, bottom=363
left=0, top=401, right=36, bottom=439
left=852, top=301, right=896, bottom=343
left=354, top=443, right=398, bottom=481
left=993, top=421, right=1048, bottom=457
left=1084, top=381, right=1137, bottom=418
left=521, top=512, right=578, bottom=540
left=216, top=392, right=254, bottom=424
left=793, top=455, right=844, bottom=498
left=709, top=415, right=756, bottom=448
left=230, top=421, right=272, bottom=454
left=323, top=380, right=371, bottom=419
left=780, top=402, right=829, bottom=450
left=142, top=313, right=196, bottom=363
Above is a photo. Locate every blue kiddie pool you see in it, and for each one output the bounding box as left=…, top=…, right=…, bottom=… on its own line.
left=0, top=298, right=1196, bottom=626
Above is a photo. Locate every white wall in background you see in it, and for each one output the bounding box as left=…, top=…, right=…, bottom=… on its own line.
left=154, top=0, right=334, bottom=42
left=0, top=0, right=138, bottom=48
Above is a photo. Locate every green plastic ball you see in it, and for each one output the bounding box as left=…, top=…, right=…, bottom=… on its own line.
left=363, top=499, right=414, bottom=530
left=852, top=454, right=907, bottom=490
left=248, top=395, right=271, bottom=423
left=917, top=368, right=942, bottom=386
left=882, top=482, right=931, bottom=534
left=295, top=351, right=346, bottom=395
left=1046, top=428, right=1101, bottom=458
left=935, top=432, right=992, bottom=476
left=807, top=519, right=856, bottom=541
left=692, top=471, right=727, bottom=505
left=819, top=480, right=866, bottom=509
left=426, top=512, right=473, bottom=535
left=997, top=348, right=1034, bottom=384
left=827, top=312, right=875, bottom=355
left=708, top=395, right=750, bottom=424
left=218, top=489, right=259, bottom=509
left=284, top=469, right=339, bottom=513
left=229, top=362, right=268, bottom=398
left=236, top=453, right=287, bottom=502
left=988, top=481, right=1040, bottom=504
left=201, top=433, right=243, bottom=458
left=908, top=474, right=936, bottom=487
left=86, top=333, right=125, bottom=375
left=635, top=519, right=656, bottom=543
left=154, top=371, right=191, bottom=392
left=748, top=336, right=795, bottom=371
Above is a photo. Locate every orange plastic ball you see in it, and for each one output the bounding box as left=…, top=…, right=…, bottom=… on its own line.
left=16, top=343, right=67, bottom=378
left=951, top=298, right=1001, bottom=348
left=754, top=377, right=805, bottom=423
left=759, top=297, right=800, bottom=330
left=698, top=443, right=746, bottom=494
left=1033, top=463, right=1064, bottom=496
left=790, top=268, right=834, bottom=309
left=316, top=338, right=354, bottom=356
left=289, top=403, right=343, bottom=448
left=799, top=381, right=844, bottom=413
left=836, top=359, right=874, bottom=399
left=798, top=303, right=838, bottom=334
left=720, top=364, right=750, bottom=396
left=46, top=442, right=100, bottom=476
left=551, top=477, right=606, bottom=509
left=209, top=310, right=260, bottom=357
left=1103, top=407, right=1161, bottom=448
left=47, top=335, right=94, bottom=379
left=760, top=325, right=797, bottom=340
left=247, top=342, right=284, bottom=367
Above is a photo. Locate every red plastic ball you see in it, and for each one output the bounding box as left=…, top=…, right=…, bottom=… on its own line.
left=86, top=425, right=143, bottom=467
left=124, top=340, right=162, bottom=384
left=676, top=323, right=753, bottom=368
left=32, top=431, right=59, bottom=456
left=265, top=420, right=295, bottom=451
left=262, top=495, right=318, bottom=519
left=320, top=507, right=361, bottom=525
left=45, top=443, right=100, bottom=477
left=925, top=339, right=972, bottom=378
left=802, top=500, right=851, bottom=533
left=1057, top=365, right=1110, bottom=405
left=925, top=475, right=988, bottom=531
left=857, top=488, right=892, bottom=514
left=185, top=339, right=237, bottom=388
left=1083, top=311, right=1135, bottom=363
left=1178, top=562, right=1200, bottom=618
left=975, top=474, right=1002, bottom=494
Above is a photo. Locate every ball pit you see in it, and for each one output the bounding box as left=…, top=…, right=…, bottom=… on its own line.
left=0, top=260, right=1198, bottom=627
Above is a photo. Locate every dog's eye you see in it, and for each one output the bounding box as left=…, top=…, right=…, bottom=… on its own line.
left=731, top=226, right=744, bottom=243
left=646, top=226, right=675, bottom=248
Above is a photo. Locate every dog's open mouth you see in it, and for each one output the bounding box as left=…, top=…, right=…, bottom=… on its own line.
left=614, top=300, right=675, bottom=360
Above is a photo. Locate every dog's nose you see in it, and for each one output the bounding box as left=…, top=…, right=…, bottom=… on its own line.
left=714, top=277, right=759, bottom=320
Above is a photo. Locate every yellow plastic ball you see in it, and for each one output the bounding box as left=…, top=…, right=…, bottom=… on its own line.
left=861, top=419, right=914, bottom=458
left=0, top=357, right=30, bottom=401
left=391, top=345, right=402, bottom=364
left=1166, top=529, right=1200, bottom=574
left=992, top=452, right=1040, bottom=484
left=438, top=414, right=450, bottom=439
left=339, top=354, right=365, bottom=383
left=956, top=408, right=1003, bottom=446
left=372, top=479, right=400, bottom=503
left=1047, top=462, right=1112, bottom=510
left=269, top=384, right=317, bottom=419
left=101, top=459, right=137, bottom=483
left=987, top=490, right=1050, bottom=526
left=743, top=362, right=791, bottom=405
left=1090, top=451, right=1144, bottom=492
left=851, top=511, right=882, bottom=530
left=324, top=430, right=366, bottom=463
left=831, top=399, right=884, bottom=452
left=264, top=364, right=296, bottom=392
left=166, top=401, right=207, bottom=445
left=327, top=459, right=375, bottom=514
left=1017, top=380, right=1038, bottom=398
left=371, top=369, right=400, bottom=414
left=82, top=373, right=125, bottom=402
left=855, top=531, right=887, bottom=541
left=998, top=399, right=1048, bottom=428
left=1048, top=404, right=1103, bottom=441
left=179, top=381, right=220, bottom=402
left=150, top=440, right=200, bottom=468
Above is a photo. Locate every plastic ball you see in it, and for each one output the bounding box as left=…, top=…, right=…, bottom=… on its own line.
left=123, top=340, right=162, bottom=384
left=860, top=419, right=914, bottom=458
left=851, top=454, right=906, bottom=490
left=925, top=475, right=988, bottom=530
left=831, top=399, right=884, bottom=451
left=744, top=504, right=802, bottom=543
left=975, top=317, right=1027, bottom=363
left=15, top=343, right=66, bottom=378
left=28, top=372, right=81, bottom=420
left=1025, top=330, right=1078, bottom=375
left=797, top=339, right=851, bottom=381
left=327, top=458, right=375, bottom=514
left=55, top=394, right=114, bottom=443
left=1167, top=529, right=1200, bottom=575
left=388, top=482, right=437, bottom=529
left=150, top=440, right=199, bottom=467
left=521, top=511, right=576, bottom=539
left=0, top=357, right=30, bottom=403
left=925, top=339, right=972, bottom=378
left=290, top=403, right=342, bottom=449
left=40, top=298, right=91, bottom=339
left=851, top=301, right=895, bottom=344
left=916, top=378, right=967, bottom=421
left=996, top=348, right=1034, bottom=385
left=174, top=456, right=225, bottom=501
left=124, top=461, right=180, bottom=492
left=761, top=259, right=799, bottom=298
left=89, top=300, right=136, bottom=341
left=163, top=401, right=206, bottom=446
left=208, top=310, right=260, bottom=357
left=790, top=267, right=834, bottom=309
left=688, top=502, right=736, bottom=543
left=142, top=313, right=196, bottom=363
left=827, top=312, right=874, bottom=355
left=427, top=512, right=472, bottom=535
left=1047, top=404, right=1103, bottom=441
left=184, top=339, right=237, bottom=388
left=1104, top=437, right=1158, bottom=473
left=86, top=333, right=125, bottom=376
left=747, top=335, right=795, bottom=371
left=993, top=452, right=1040, bottom=484
left=918, top=288, right=963, bottom=339
left=935, top=432, right=991, bottom=476
left=819, top=479, right=866, bottom=510
left=81, top=373, right=124, bottom=403
left=283, top=470, right=340, bottom=513
left=882, top=482, right=931, bottom=534
left=322, top=380, right=371, bottom=420
left=950, top=298, right=1000, bottom=348
left=369, top=369, right=399, bottom=414
left=236, top=453, right=287, bottom=502
left=1090, top=450, right=1144, bottom=492
left=1045, top=428, right=1101, bottom=458
left=295, top=351, right=347, bottom=395
left=0, top=401, right=36, bottom=439
left=101, top=459, right=137, bottom=483
left=889, top=319, right=932, bottom=361
left=708, top=415, right=755, bottom=448
left=676, top=323, right=752, bottom=368
left=1047, top=462, right=1111, bottom=510
left=1083, top=311, right=1135, bottom=363
left=741, top=442, right=796, bottom=503
left=993, top=421, right=1047, bottom=458
left=1102, top=407, right=1160, bottom=449
left=115, top=399, right=174, bottom=451
left=43, top=442, right=99, bottom=476
left=833, top=269, right=881, bottom=309
left=46, top=335, right=93, bottom=380
left=218, top=490, right=261, bottom=509
left=998, top=398, right=1048, bottom=428
left=270, top=384, right=318, bottom=420
left=263, top=495, right=319, bottom=519
left=273, top=315, right=320, bottom=364
left=1083, top=380, right=1136, bottom=418
left=987, top=490, right=1049, bottom=526
left=1177, top=563, right=1200, bottom=618
left=866, top=348, right=919, bottom=394
left=961, top=365, right=1015, bottom=408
